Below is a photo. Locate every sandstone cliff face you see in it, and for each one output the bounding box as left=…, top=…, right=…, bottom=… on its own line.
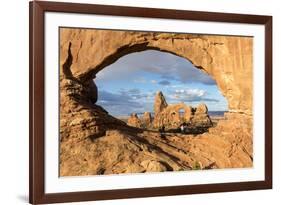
left=59, top=28, right=253, bottom=176
left=60, top=78, right=130, bottom=143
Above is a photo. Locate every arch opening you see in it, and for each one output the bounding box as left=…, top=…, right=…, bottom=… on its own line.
left=179, top=108, right=185, bottom=118
left=94, top=50, right=228, bottom=132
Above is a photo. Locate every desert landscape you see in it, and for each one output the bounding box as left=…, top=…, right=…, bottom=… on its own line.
left=59, top=28, right=253, bottom=176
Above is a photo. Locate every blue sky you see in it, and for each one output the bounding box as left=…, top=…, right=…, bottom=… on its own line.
left=95, top=50, right=228, bottom=116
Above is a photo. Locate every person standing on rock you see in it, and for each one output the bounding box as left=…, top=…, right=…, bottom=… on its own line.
left=180, top=124, right=185, bottom=134
left=180, top=122, right=189, bottom=134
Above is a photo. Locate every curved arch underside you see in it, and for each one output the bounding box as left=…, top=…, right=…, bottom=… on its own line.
left=60, top=28, right=253, bottom=114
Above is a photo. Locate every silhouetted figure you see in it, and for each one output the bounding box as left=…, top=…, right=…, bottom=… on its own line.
left=180, top=122, right=189, bottom=134
left=159, top=125, right=166, bottom=140
left=180, top=124, right=185, bottom=134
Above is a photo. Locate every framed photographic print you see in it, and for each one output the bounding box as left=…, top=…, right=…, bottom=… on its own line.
left=29, top=1, right=272, bottom=204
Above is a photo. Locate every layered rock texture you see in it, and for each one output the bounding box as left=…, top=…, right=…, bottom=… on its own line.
left=59, top=28, right=253, bottom=176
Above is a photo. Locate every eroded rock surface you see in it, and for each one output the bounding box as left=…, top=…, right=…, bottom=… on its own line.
left=127, top=113, right=142, bottom=128
left=143, top=112, right=152, bottom=128
left=153, top=103, right=192, bottom=129
left=154, top=91, right=168, bottom=116
left=60, top=113, right=253, bottom=176
left=191, top=104, right=213, bottom=128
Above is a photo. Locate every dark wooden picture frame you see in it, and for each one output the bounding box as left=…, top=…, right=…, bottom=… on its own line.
left=29, top=1, right=272, bottom=204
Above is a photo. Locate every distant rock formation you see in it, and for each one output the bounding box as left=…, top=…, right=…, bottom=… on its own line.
left=196, top=103, right=208, bottom=114
left=152, top=92, right=212, bottom=129
left=127, top=113, right=142, bottom=128
left=153, top=102, right=193, bottom=129
left=143, top=112, right=152, bottom=127
left=154, top=91, right=168, bottom=116
left=191, top=104, right=213, bottom=127
left=126, top=92, right=213, bottom=130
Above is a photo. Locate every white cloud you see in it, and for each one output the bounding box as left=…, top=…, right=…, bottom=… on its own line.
left=167, top=89, right=218, bottom=103
left=97, top=89, right=157, bottom=116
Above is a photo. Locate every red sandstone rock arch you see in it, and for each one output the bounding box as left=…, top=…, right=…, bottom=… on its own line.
left=60, top=28, right=253, bottom=115
left=59, top=28, right=254, bottom=176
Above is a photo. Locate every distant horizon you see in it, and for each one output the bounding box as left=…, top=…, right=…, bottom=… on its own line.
left=114, top=110, right=227, bottom=117
left=95, top=50, right=228, bottom=116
